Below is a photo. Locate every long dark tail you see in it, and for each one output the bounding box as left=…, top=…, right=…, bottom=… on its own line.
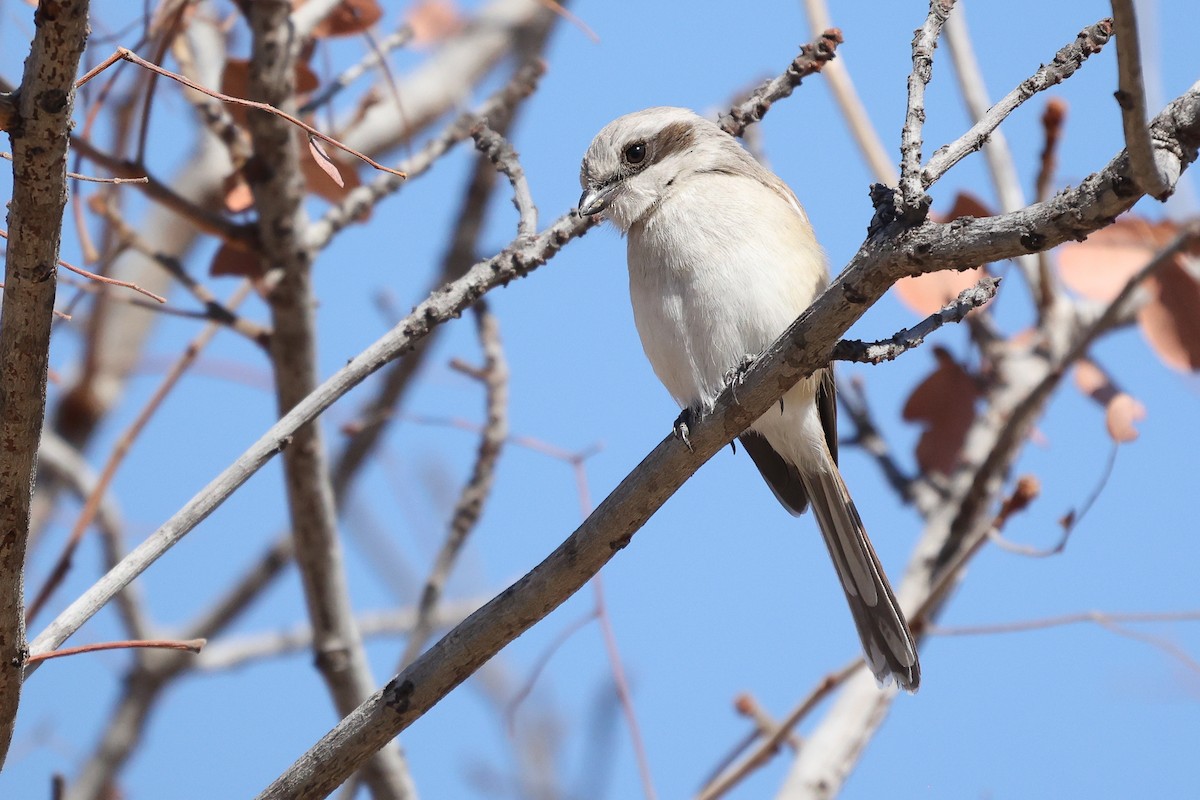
left=802, top=462, right=920, bottom=691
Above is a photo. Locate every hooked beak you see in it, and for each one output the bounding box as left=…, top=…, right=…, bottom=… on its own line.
left=578, top=183, right=615, bottom=217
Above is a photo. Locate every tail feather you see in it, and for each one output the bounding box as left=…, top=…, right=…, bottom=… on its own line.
left=802, top=464, right=920, bottom=692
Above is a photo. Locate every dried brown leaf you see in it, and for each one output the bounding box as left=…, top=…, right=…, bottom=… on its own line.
left=1056, top=215, right=1179, bottom=301
left=307, top=136, right=345, bottom=188
left=1137, top=255, right=1200, bottom=372
left=1105, top=393, right=1146, bottom=443
left=222, top=172, right=254, bottom=213
left=901, top=346, right=980, bottom=475
left=1073, top=358, right=1146, bottom=442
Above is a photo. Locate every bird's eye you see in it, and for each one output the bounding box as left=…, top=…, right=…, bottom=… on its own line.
left=623, top=142, right=647, bottom=165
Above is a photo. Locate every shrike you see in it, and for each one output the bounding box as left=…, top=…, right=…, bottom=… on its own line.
left=578, top=107, right=919, bottom=690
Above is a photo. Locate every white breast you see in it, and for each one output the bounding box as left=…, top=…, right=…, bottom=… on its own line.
left=626, top=172, right=828, bottom=410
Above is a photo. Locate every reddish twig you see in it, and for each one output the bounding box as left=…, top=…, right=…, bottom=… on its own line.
left=27, top=638, right=205, bottom=665
left=76, top=48, right=407, bottom=180
left=0, top=229, right=165, bottom=303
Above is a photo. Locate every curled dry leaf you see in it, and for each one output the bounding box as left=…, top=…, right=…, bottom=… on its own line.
left=893, top=192, right=994, bottom=316
left=1105, top=393, right=1146, bottom=443
left=1058, top=214, right=1200, bottom=372
left=408, top=0, right=465, bottom=47
left=1073, top=358, right=1146, bottom=442
left=299, top=131, right=365, bottom=207
left=901, top=346, right=980, bottom=475
left=307, top=136, right=345, bottom=188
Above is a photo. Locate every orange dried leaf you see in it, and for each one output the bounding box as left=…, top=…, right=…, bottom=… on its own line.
left=901, top=346, right=980, bottom=475
left=1057, top=214, right=1179, bottom=301
left=1137, top=255, right=1200, bottom=372
left=295, top=60, right=321, bottom=95
left=408, top=0, right=464, bottom=46
left=307, top=136, right=345, bottom=188
left=1105, top=393, right=1146, bottom=443
left=928, top=191, right=995, bottom=224
left=1073, top=358, right=1146, bottom=442
left=299, top=131, right=365, bottom=207
left=311, top=0, right=383, bottom=38
left=223, top=172, right=254, bottom=213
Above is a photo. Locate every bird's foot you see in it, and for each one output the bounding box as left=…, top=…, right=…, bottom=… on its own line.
left=673, top=407, right=697, bottom=452
left=723, top=354, right=758, bottom=404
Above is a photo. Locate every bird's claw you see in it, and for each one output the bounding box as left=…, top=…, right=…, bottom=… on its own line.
left=724, top=354, right=757, bottom=404
left=673, top=408, right=696, bottom=452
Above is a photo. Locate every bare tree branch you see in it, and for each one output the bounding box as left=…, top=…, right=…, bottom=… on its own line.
left=1111, top=0, right=1172, bottom=197
left=0, top=0, right=91, bottom=767
left=896, top=0, right=956, bottom=221
left=244, top=2, right=414, bottom=797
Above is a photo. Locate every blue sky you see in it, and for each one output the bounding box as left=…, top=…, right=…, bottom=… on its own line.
left=4, top=1, right=1198, bottom=798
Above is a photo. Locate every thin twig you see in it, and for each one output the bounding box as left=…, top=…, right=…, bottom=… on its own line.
left=695, top=660, right=861, bottom=800
left=717, top=29, right=843, bottom=137
left=833, top=275, right=998, bottom=364
left=198, top=601, right=485, bottom=672
left=299, top=25, right=415, bottom=115
left=27, top=638, right=205, bottom=665
left=1035, top=98, right=1067, bottom=203
left=0, top=229, right=165, bottom=303
left=399, top=304, right=509, bottom=668
left=1111, top=0, right=1172, bottom=198
left=470, top=121, right=538, bottom=238
left=923, top=18, right=1113, bottom=188
left=75, top=48, right=407, bottom=180
left=838, top=376, right=918, bottom=506
left=932, top=609, right=1200, bottom=635
left=896, top=0, right=956, bottom=221
left=733, top=694, right=802, bottom=751
left=0, top=151, right=147, bottom=184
